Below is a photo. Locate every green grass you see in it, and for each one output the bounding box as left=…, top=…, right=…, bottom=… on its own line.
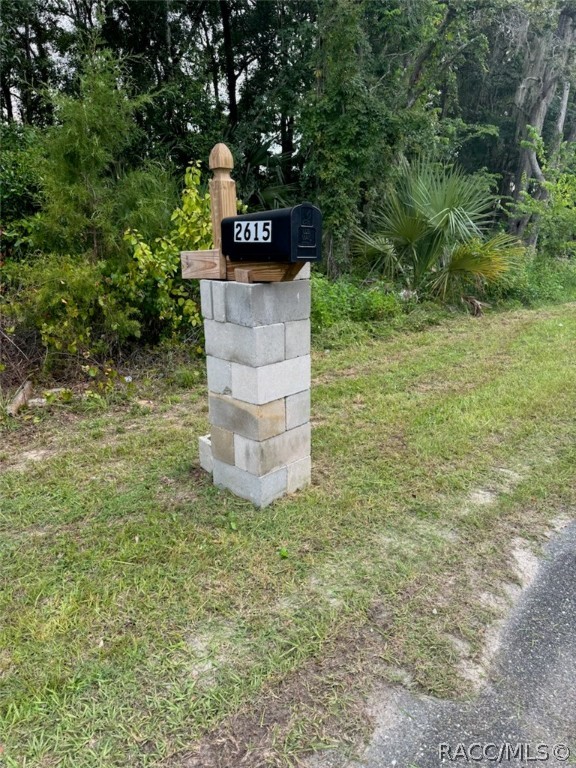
left=1, top=304, right=576, bottom=766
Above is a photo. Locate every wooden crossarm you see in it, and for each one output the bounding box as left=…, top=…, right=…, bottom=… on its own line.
left=181, top=249, right=226, bottom=280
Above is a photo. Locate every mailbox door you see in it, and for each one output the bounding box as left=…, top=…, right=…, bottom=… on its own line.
left=292, top=204, right=321, bottom=262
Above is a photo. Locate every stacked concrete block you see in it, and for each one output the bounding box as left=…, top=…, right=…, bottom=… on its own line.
left=198, top=275, right=312, bottom=507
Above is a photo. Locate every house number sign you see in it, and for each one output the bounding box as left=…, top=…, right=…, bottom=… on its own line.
left=234, top=220, right=272, bottom=243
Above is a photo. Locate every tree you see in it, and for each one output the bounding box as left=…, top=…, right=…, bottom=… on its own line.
left=30, top=48, right=177, bottom=262
left=509, top=2, right=576, bottom=238
left=0, top=0, right=64, bottom=125
left=445, top=0, right=576, bottom=240
left=300, top=0, right=387, bottom=274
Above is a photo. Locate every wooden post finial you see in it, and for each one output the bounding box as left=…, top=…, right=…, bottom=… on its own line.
left=209, top=143, right=234, bottom=173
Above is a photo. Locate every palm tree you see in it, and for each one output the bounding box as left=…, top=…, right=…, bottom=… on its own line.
left=353, top=158, right=523, bottom=298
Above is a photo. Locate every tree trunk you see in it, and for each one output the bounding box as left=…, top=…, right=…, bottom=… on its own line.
left=219, top=0, right=238, bottom=128
left=1, top=77, right=14, bottom=121
left=551, top=79, right=571, bottom=157
left=509, top=6, right=576, bottom=238
left=21, top=21, right=34, bottom=124
left=280, top=114, right=295, bottom=184
left=406, top=5, right=457, bottom=109
left=201, top=16, right=221, bottom=111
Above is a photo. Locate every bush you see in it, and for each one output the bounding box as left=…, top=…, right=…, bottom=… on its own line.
left=118, top=163, right=212, bottom=342
left=0, top=123, right=42, bottom=260
left=485, top=253, right=576, bottom=306
left=1, top=161, right=211, bottom=371
left=3, top=255, right=139, bottom=365
left=310, top=274, right=453, bottom=348
left=352, top=158, right=522, bottom=297
left=0, top=123, right=41, bottom=224
left=311, top=274, right=403, bottom=332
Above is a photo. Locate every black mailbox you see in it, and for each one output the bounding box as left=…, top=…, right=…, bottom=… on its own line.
left=221, top=203, right=322, bottom=263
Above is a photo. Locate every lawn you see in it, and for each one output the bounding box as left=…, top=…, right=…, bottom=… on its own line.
left=1, top=304, right=575, bottom=767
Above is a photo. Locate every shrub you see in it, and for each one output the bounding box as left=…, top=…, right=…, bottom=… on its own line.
left=1, top=162, right=213, bottom=371
left=311, top=274, right=403, bottom=332
left=310, top=274, right=453, bottom=348
left=3, top=255, right=139, bottom=360
left=353, top=158, right=523, bottom=298
left=0, top=123, right=42, bottom=260
left=0, top=124, right=41, bottom=221
left=118, top=163, right=212, bottom=342
left=485, top=253, right=576, bottom=306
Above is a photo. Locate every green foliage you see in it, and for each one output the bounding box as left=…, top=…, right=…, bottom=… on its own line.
left=3, top=255, right=139, bottom=364
left=311, top=273, right=403, bottom=332
left=27, top=48, right=177, bottom=261
left=512, top=132, right=576, bottom=259
left=168, top=366, right=202, bottom=389
left=485, top=252, right=576, bottom=307
left=0, top=46, right=215, bottom=371
left=301, top=0, right=388, bottom=271
left=310, top=273, right=453, bottom=350
left=430, top=233, right=525, bottom=299
left=0, top=123, right=42, bottom=261
left=538, top=169, right=576, bottom=259
left=118, top=163, right=212, bottom=341
left=2, top=163, right=213, bottom=368
left=0, top=123, right=41, bottom=225
left=353, top=158, right=523, bottom=297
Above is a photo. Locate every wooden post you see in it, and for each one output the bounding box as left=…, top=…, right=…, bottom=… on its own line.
left=209, top=143, right=237, bottom=253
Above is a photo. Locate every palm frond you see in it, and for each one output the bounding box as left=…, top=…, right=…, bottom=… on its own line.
left=377, top=199, right=430, bottom=247
left=409, top=161, right=494, bottom=237
left=429, top=234, right=525, bottom=298
left=354, top=156, right=505, bottom=295
left=351, top=227, right=399, bottom=279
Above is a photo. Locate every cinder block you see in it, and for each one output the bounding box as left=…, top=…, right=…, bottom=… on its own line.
left=223, top=281, right=311, bottom=327
left=206, top=356, right=232, bottom=395
left=213, top=459, right=287, bottom=507
left=285, top=319, right=310, bottom=359
left=211, top=280, right=227, bottom=322
left=287, top=456, right=312, bottom=493
left=234, top=423, right=311, bottom=476
left=285, top=390, right=310, bottom=430
left=198, top=434, right=213, bottom=474
left=231, top=355, right=310, bottom=405
left=210, top=425, right=235, bottom=465
left=209, top=394, right=286, bottom=440
left=204, top=320, right=285, bottom=367
left=200, top=280, right=213, bottom=320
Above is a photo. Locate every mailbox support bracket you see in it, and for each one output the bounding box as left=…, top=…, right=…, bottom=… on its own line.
left=181, top=249, right=226, bottom=280
left=181, top=251, right=307, bottom=283
left=232, top=261, right=306, bottom=284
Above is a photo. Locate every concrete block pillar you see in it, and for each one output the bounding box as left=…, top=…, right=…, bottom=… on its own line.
left=198, top=273, right=312, bottom=507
